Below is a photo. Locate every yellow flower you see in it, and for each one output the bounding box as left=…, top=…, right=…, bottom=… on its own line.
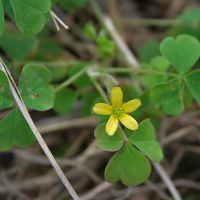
left=93, top=87, right=141, bottom=136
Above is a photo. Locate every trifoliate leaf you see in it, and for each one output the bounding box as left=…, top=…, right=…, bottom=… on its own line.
left=160, top=34, right=200, bottom=74
left=0, top=0, right=5, bottom=36
left=0, top=109, right=35, bottom=151
left=105, top=143, right=151, bottom=186
left=19, top=64, right=55, bottom=111
left=150, top=79, right=184, bottom=115
left=0, top=31, right=36, bottom=60
left=9, top=0, right=51, bottom=36
left=129, top=119, right=163, bottom=162
left=185, top=70, right=200, bottom=104
left=0, top=70, right=13, bottom=109
left=94, top=123, right=124, bottom=152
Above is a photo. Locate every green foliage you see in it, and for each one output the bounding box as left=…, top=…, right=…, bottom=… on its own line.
left=0, top=63, right=55, bottom=151
left=54, top=88, right=78, bottom=115
left=19, top=64, right=55, bottom=111
left=0, top=71, right=13, bottom=109
left=0, top=109, right=35, bottom=151
left=105, top=143, right=151, bottom=186
left=140, top=56, right=170, bottom=88
left=82, top=91, right=99, bottom=116
left=0, top=0, right=4, bottom=36
left=169, top=8, right=200, bottom=37
left=94, top=119, right=162, bottom=186
left=0, top=31, right=37, bottom=60
left=69, top=63, right=91, bottom=88
left=94, top=123, right=124, bottom=151
left=59, top=0, right=88, bottom=11
left=1, top=0, right=51, bottom=36
left=129, top=119, right=163, bottom=162
left=184, top=70, right=200, bottom=104
left=160, top=34, right=200, bottom=74
left=83, top=22, right=97, bottom=41
left=97, top=35, right=116, bottom=59
left=150, top=79, right=184, bottom=115
left=83, top=23, right=116, bottom=59
left=139, top=39, right=160, bottom=62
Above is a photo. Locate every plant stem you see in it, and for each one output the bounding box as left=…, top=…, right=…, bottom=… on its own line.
left=99, top=67, right=178, bottom=77
left=55, top=65, right=88, bottom=92
left=91, top=78, right=110, bottom=104
left=116, top=18, right=198, bottom=28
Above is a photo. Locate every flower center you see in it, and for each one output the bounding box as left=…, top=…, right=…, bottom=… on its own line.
left=112, top=107, right=123, bottom=118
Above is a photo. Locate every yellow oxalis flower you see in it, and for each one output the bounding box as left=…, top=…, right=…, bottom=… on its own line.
left=93, top=87, right=141, bottom=136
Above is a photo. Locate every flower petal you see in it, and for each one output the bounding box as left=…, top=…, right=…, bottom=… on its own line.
left=93, top=103, right=113, bottom=115
left=106, top=115, right=119, bottom=136
left=122, top=99, right=141, bottom=113
left=111, top=87, right=123, bottom=107
left=119, top=114, right=138, bottom=130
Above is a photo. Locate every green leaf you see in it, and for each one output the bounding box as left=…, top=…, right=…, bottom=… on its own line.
left=0, top=0, right=4, bottom=36
left=0, top=70, right=13, bottom=109
left=150, top=79, right=184, bottom=115
left=83, top=22, right=97, bottom=41
left=185, top=70, right=200, bottom=104
left=105, top=143, right=151, bottom=186
left=160, top=34, right=200, bottom=74
left=54, top=88, right=78, bottom=115
left=9, top=0, right=51, bottom=36
left=150, top=56, right=170, bottom=71
left=94, top=123, right=124, bottom=152
left=19, top=64, right=55, bottom=111
left=0, top=109, right=35, bottom=151
left=59, top=0, right=88, bottom=11
left=129, top=119, right=163, bottom=162
left=140, top=56, right=170, bottom=88
left=139, top=39, right=160, bottom=62
left=97, top=36, right=115, bottom=59
left=0, top=31, right=36, bottom=60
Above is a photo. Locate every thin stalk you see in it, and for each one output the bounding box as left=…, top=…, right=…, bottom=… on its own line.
left=99, top=67, right=178, bottom=77
left=55, top=65, right=88, bottom=92
left=116, top=18, right=199, bottom=28
left=91, top=78, right=110, bottom=104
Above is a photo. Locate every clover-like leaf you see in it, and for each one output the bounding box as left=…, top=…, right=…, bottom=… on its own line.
left=9, top=0, right=51, bottom=36
left=160, top=34, right=200, bottom=74
left=129, top=119, right=163, bottom=162
left=94, top=123, right=124, bottom=152
left=19, top=64, right=55, bottom=111
left=0, top=109, right=35, bottom=151
left=0, top=0, right=4, bottom=36
left=105, top=143, right=151, bottom=186
left=0, top=70, right=13, bottom=109
left=140, top=56, right=170, bottom=88
left=150, top=79, right=184, bottom=115
left=185, top=70, right=200, bottom=104
left=0, top=31, right=37, bottom=60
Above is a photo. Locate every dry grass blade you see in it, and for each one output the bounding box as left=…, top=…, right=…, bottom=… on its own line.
left=0, top=58, right=80, bottom=200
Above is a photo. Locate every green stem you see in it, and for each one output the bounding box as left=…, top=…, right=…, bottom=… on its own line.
left=116, top=18, right=199, bottom=28
left=99, top=67, right=178, bottom=77
left=119, top=126, right=129, bottom=142
left=91, top=78, right=110, bottom=104
left=55, top=66, right=88, bottom=93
